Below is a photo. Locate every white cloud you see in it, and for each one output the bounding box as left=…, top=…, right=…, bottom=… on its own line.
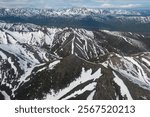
left=121, top=4, right=142, bottom=8
left=100, top=3, right=142, bottom=8
left=100, top=4, right=113, bottom=8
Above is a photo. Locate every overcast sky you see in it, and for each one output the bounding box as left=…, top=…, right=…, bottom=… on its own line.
left=0, top=0, right=149, bottom=9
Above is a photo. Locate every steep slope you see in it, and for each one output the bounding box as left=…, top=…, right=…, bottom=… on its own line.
left=93, top=52, right=150, bottom=100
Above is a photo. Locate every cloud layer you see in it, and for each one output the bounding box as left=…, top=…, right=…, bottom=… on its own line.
left=0, top=0, right=149, bottom=8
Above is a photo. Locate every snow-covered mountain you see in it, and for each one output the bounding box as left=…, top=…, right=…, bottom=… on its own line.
left=0, top=22, right=150, bottom=100
left=0, top=8, right=150, bottom=32
left=0, top=8, right=142, bottom=17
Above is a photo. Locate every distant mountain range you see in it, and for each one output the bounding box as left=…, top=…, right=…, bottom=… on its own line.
left=0, top=8, right=150, bottom=32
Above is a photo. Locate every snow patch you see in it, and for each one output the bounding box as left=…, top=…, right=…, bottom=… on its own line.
left=87, top=90, right=96, bottom=100
left=0, top=51, right=7, bottom=59
left=49, top=60, right=60, bottom=70
left=8, top=57, right=18, bottom=75
left=142, top=58, right=150, bottom=67
left=113, top=72, right=133, bottom=100
left=62, top=83, right=97, bottom=100
left=0, top=91, right=10, bottom=100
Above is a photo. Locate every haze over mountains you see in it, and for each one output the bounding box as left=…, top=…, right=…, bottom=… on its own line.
left=0, top=8, right=150, bottom=100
